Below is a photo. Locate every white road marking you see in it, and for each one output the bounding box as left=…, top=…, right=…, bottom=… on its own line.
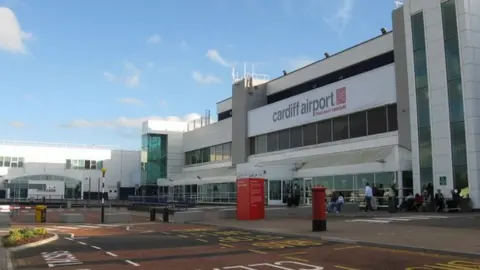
left=105, top=252, right=118, bottom=257
left=77, top=225, right=100, bottom=229
left=56, top=226, right=79, bottom=230
left=91, top=246, right=102, bottom=250
left=64, top=237, right=74, bottom=241
left=125, top=260, right=140, bottom=266
left=77, top=242, right=87, bottom=245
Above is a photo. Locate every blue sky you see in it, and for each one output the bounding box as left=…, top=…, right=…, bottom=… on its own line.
left=0, top=0, right=396, bottom=150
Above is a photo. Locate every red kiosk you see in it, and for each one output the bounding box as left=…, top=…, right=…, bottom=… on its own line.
left=236, top=178, right=265, bottom=220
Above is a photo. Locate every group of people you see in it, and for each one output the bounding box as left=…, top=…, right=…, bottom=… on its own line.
left=284, top=183, right=301, bottom=207
left=327, top=191, right=345, bottom=213
left=400, top=183, right=466, bottom=212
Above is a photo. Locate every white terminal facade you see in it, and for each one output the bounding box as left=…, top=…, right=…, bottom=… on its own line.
left=1, top=0, right=479, bottom=209
left=144, top=0, right=479, bottom=209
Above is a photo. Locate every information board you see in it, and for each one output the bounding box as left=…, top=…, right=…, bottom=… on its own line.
left=236, top=178, right=265, bottom=220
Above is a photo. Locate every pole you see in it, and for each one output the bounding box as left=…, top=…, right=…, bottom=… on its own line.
left=101, top=168, right=106, bottom=223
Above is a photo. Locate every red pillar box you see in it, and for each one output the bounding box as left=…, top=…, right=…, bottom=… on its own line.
left=312, top=187, right=327, bottom=231
left=236, top=178, right=265, bottom=220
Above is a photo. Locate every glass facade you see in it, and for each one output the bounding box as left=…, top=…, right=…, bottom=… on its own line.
left=185, top=142, right=231, bottom=165
left=441, top=0, right=468, bottom=190
left=141, top=134, right=168, bottom=186
left=411, top=12, right=433, bottom=189
left=249, top=104, right=397, bottom=155
left=8, top=175, right=81, bottom=199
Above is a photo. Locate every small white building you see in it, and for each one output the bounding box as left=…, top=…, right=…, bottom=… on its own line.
left=0, top=141, right=141, bottom=200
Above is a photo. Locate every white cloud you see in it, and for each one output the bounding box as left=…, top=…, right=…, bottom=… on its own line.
left=9, top=121, right=25, bottom=128
left=323, top=0, right=355, bottom=37
left=117, top=97, right=145, bottom=107
left=192, top=71, right=221, bottom=85
left=104, top=61, right=141, bottom=88
left=0, top=7, right=33, bottom=54
left=180, top=41, right=188, bottom=50
left=146, top=34, right=162, bottom=45
left=287, top=57, right=316, bottom=70
left=206, top=49, right=232, bottom=67
left=60, top=113, right=202, bottom=129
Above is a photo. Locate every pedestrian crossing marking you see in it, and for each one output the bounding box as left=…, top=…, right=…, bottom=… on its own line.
left=346, top=215, right=450, bottom=224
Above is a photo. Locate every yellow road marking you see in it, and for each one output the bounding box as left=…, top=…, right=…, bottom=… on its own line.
left=248, top=249, right=267, bottom=254
left=280, top=252, right=307, bottom=257
left=367, top=246, right=457, bottom=259
left=334, top=245, right=361, bottom=251
left=334, top=265, right=360, bottom=270
left=219, top=243, right=235, bottom=248
left=285, top=256, right=309, bottom=263
left=196, top=239, right=208, bottom=243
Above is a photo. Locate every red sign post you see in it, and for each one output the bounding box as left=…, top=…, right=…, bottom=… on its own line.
left=312, top=187, right=327, bottom=231
left=236, top=178, right=265, bottom=220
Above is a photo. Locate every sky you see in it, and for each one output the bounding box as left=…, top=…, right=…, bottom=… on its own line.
left=0, top=0, right=397, bottom=150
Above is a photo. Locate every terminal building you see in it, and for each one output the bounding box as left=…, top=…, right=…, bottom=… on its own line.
left=0, top=141, right=141, bottom=200
left=142, top=0, right=479, bottom=210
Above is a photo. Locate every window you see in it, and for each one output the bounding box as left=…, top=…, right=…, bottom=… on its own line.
left=290, top=126, right=303, bottom=148
left=418, top=127, right=433, bottom=168
left=202, top=147, right=210, bottom=163
left=185, top=152, right=191, bottom=165
left=441, top=0, right=458, bottom=40
left=85, top=160, right=90, bottom=169
left=0, top=156, right=3, bottom=167
left=278, top=129, right=290, bottom=150
left=444, top=38, right=461, bottom=80
left=193, top=150, right=201, bottom=164
left=333, top=116, right=349, bottom=141
left=349, top=111, right=367, bottom=138
left=416, top=87, right=431, bottom=127
left=4, top=157, right=11, bottom=167
left=249, top=137, right=256, bottom=155
left=215, top=145, right=223, bottom=161
left=413, top=50, right=428, bottom=89
left=367, top=107, right=387, bottom=135
left=411, top=13, right=426, bottom=50
left=451, top=122, right=467, bottom=166
left=453, top=165, right=468, bottom=190
left=387, top=104, right=398, bottom=131
left=267, top=132, right=278, bottom=152
left=210, top=146, right=216, bottom=161
left=18, top=157, right=24, bottom=168
left=90, top=160, right=97, bottom=169
left=256, top=135, right=267, bottom=154
left=447, top=79, right=464, bottom=122
left=302, top=123, right=317, bottom=146
left=222, top=143, right=231, bottom=160
left=316, top=120, right=332, bottom=143
left=10, top=157, right=18, bottom=168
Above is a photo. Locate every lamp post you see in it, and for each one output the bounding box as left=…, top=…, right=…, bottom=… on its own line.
left=101, top=168, right=107, bottom=223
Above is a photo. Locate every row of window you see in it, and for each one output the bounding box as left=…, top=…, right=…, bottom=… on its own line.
left=249, top=104, right=397, bottom=155
left=0, top=156, right=25, bottom=168
left=268, top=51, right=394, bottom=104
left=65, top=159, right=103, bottom=170
left=185, top=142, right=232, bottom=165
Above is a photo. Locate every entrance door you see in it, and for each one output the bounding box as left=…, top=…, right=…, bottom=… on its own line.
left=267, top=180, right=283, bottom=205
left=304, top=178, right=312, bottom=205
left=292, top=178, right=304, bottom=205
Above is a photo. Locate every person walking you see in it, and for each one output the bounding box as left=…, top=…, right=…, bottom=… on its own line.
left=364, top=183, right=374, bottom=212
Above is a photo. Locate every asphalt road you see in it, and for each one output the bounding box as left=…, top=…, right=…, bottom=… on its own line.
left=11, top=223, right=480, bottom=270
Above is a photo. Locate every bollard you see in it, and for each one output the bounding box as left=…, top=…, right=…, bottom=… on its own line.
left=162, top=207, right=169, bottom=223
left=150, top=208, right=156, bottom=221
left=312, top=187, right=327, bottom=232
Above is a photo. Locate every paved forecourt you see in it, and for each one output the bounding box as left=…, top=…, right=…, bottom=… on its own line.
left=10, top=222, right=480, bottom=270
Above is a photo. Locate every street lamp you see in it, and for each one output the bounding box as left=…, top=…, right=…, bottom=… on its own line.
left=101, top=167, right=107, bottom=223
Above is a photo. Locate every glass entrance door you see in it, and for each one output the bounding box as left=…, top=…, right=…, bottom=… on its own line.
left=304, top=178, right=312, bottom=205
left=292, top=178, right=304, bottom=205
left=268, top=180, right=282, bottom=205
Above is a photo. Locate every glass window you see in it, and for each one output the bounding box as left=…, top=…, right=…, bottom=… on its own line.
left=420, top=167, right=433, bottom=190
left=441, top=0, right=458, bottom=40
left=374, top=172, right=395, bottom=188
left=65, top=159, right=71, bottom=169
left=349, top=111, right=367, bottom=138
left=451, top=121, right=467, bottom=166
left=444, top=38, right=461, bottom=80
left=317, top=120, right=332, bottom=143
left=193, top=150, right=201, bottom=164
left=411, top=12, right=426, bottom=50
left=367, top=107, right=387, bottom=135
left=290, top=126, right=303, bottom=148
left=90, top=160, right=97, bottom=169
left=332, top=116, right=349, bottom=141
left=256, top=135, right=267, bottom=154
left=333, top=175, right=354, bottom=200
left=302, top=123, right=317, bottom=146
left=356, top=173, right=374, bottom=192
left=222, top=143, right=231, bottom=160
left=77, top=160, right=85, bottom=169
left=313, top=176, right=334, bottom=191
left=84, top=160, right=91, bottom=169
left=267, top=132, right=278, bottom=152
left=387, top=104, right=398, bottom=131
left=416, top=87, right=431, bottom=127
left=215, top=145, right=223, bottom=161
left=447, top=79, right=464, bottom=122
left=201, top=147, right=210, bottom=163
left=414, top=49, right=428, bottom=89
left=185, top=152, right=190, bottom=165
left=418, top=127, right=433, bottom=168
left=249, top=137, right=256, bottom=155
left=278, top=130, right=290, bottom=150
left=453, top=165, right=468, bottom=190
left=210, top=146, right=216, bottom=161
left=18, top=157, right=24, bottom=168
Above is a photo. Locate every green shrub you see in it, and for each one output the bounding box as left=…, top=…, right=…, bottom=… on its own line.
left=3, top=227, right=49, bottom=247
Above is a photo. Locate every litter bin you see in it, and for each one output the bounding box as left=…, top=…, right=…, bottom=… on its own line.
left=150, top=208, right=156, bottom=221
left=35, top=205, right=47, bottom=223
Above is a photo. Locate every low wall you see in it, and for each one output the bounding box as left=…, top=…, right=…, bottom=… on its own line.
left=0, top=213, right=10, bottom=227
left=60, top=213, right=85, bottom=223
left=104, top=213, right=132, bottom=223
